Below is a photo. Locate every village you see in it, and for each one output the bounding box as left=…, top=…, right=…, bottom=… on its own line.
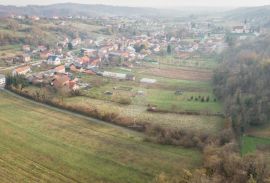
left=0, top=15, right=261, bottom=96
left=1, top=2, right=270, bottom=182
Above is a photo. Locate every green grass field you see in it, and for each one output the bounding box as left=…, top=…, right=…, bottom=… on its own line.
left=241, top=135, right=270, bottom=155
left=145, top=89, right=222, bottom=113
left=66, top=96, right=224, bottom=135
left=0, top=91, right=202, bottom=183
left=77, top=70, right=221, bottom=113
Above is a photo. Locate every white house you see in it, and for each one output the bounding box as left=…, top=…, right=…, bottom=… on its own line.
left=47, top=55, right=61, bottom=65
left=232, top=25, right=249, bottom=34
left=0, top=74, right=5, bottom=87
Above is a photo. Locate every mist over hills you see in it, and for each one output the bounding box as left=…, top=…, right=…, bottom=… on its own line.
left=0, top=3, right=183, bottom=17
left=0, top=3, right=230, bottom=18
left=224, top=5, right=270, bottom=26
left=0, top=2, right=269, bottom=23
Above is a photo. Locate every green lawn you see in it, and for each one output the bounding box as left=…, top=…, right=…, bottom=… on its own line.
left=0, top=91, right=202, bottom=183
left=77, top=71, right=219, bottom=113
left=145, top=89, right=222, bottom=113
left=241, top=135, right=270, bottom=155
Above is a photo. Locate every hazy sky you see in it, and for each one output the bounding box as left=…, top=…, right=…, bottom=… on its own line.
left=1, top=0, right=270, bottom=8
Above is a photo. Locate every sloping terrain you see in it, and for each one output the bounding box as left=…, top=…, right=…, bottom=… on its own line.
left=0, top=91, right=201, bottom=183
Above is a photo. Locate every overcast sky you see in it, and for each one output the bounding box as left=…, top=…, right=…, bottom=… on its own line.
left=1, top=0, right=270, bottom=8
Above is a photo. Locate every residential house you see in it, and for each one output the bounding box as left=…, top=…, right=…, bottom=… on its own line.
left=22, top=54, right=31, bottom=62
left=89, top=57, right=101, bottom=68
left=232, top=25, right=249, bottom=34
left=38, top=45, right=47, bottom=52
left=47, top=55, right=61, bottom=65
left=13, top=54, right=31, bottom=63
left=71, top=38, right=81, bottom=47
left=55, top=47, right=63, bottom=55
left=54, top=65, right=65, bottom=73
left=39, top=51, right=52, bottom=60
left=12, top=66, right=31, bottom=76
left=51, top=74, right=79, bottom=91
left=78, top=56, right=90, bottom=66
left=0, top=74, right=5, bottom=87
left=81, top=48, right=97, bottom=57
left=22, top=45, right=31, bottom=52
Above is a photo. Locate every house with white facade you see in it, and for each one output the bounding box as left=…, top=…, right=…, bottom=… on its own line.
left=47, top=55, right=61, bottom=65
left=0, top=74, right=5, bottom=87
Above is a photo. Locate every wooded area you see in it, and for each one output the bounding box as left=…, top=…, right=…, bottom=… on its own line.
left=213, top=34, right=270, bottom=135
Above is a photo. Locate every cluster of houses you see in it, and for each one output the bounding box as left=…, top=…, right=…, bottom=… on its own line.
left=7, top=16, right=263, bottom=94
left=12, top=64, right=82, bottom=92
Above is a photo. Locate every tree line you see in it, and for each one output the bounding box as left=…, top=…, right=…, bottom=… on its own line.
left=213, top=34, right=270, bottom=135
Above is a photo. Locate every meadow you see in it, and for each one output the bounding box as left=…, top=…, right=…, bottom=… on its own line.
left=241, top=136, right=270, bottom=154
left=241, top=124, right=270, bottom=164
left=65, top=96, right=224, bottom=135
left=77, top=61, right=223, bottom=114
left=0, top=91, right=202, bottom=183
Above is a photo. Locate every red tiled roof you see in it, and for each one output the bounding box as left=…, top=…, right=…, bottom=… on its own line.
left=15, top=66, right=30, bottom=73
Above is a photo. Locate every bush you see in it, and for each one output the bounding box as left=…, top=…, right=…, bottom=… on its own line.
left=112, top=95, right=132, bottom=105
left=201, top=97, right=205, bottom=102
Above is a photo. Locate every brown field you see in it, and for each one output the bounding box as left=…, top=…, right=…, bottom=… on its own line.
left=246, top=124, right=270, bottom=138
left=142, top=67, right=213, bottom=81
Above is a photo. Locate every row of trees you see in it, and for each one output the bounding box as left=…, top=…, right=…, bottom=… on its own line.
left=5, top=74, right=29, bottom=90
left=213, top=34, right=270, bottom=135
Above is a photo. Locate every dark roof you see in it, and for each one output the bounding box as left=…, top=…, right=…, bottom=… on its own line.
left=48, top=55, right=59, bottom=61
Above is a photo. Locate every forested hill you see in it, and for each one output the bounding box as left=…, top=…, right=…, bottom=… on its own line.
left=0, top=3, right=162, bottom=17
left=0, top=3, right=234, bottom=18
left=224, top=5, right=270, bottom=27
left=0, top=3, right=198, bottom=17
left=213, top=34, right=270, bottom=135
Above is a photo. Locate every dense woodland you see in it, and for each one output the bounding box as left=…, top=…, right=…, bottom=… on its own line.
left=213, top=34, right=270, bottom=135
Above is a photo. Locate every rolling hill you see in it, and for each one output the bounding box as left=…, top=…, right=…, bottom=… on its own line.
left=224, top=5, right=270, bottom=27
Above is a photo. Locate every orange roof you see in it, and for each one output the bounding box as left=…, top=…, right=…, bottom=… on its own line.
left=121, top=52, right=129, bottom=57
left=81, top=56, right=90, bottom=64
left=69, top=81, right=76, bottom=89
left=54, top=65, right=65, bottom=72
left=53, top=74, right=70, bottom=88
left=15, top=66, right=30, bottom=73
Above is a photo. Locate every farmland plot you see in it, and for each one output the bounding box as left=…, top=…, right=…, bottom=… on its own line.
left=0, top=91, right=201, bottom=183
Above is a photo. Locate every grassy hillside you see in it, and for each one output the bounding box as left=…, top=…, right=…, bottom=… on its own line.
left=0, top=91, right=201, bottom=183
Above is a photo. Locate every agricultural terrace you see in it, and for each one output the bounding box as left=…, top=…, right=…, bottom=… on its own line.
left=0, top=91, right=201, bottom=183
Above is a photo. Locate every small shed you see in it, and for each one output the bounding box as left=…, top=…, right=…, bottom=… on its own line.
left=140, top=78, right=157, bottom=84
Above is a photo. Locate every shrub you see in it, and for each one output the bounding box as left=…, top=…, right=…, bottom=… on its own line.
left=112, top=95, right=132, bottom=105
left=201, top=97, right=205, bottom=102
